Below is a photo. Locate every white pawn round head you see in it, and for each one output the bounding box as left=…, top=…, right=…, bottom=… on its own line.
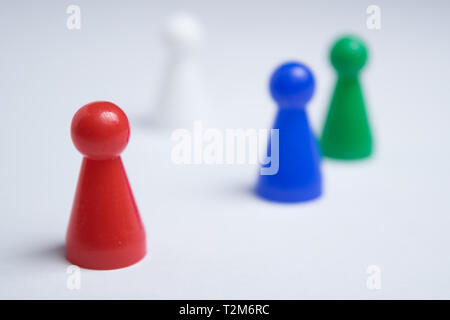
left=163, top=12, right=205, bottom=55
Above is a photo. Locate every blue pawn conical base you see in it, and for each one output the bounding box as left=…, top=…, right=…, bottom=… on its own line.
left=256, top=62, right=322, bottom=203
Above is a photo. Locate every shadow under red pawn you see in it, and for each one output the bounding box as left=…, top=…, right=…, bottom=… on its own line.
left=66, top=101, right=146, bottom=270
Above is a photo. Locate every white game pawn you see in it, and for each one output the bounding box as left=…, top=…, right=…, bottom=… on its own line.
left=151, top=12, right=208, bottom=129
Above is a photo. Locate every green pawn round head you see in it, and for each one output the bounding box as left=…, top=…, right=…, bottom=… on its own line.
left=330, top=35, right=368, bottom=76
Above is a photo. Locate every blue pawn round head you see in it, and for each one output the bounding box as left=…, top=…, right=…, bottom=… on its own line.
left=269, top=62, right=315, bottom=108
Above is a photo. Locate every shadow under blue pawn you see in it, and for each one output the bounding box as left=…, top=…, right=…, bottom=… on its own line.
left=256, top=62, right=322, bottom=203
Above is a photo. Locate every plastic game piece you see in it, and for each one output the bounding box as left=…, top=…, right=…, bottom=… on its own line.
left=256, top=62, right=322, bottom=203
left=320, top=35, right=373, bottom=160
left=67, top=101, right=146, bottom=270
left=150, top=12, right=208, bottom=129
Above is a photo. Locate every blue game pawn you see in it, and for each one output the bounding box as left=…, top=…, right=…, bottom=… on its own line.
left=256, top=62, right=322, bottom=203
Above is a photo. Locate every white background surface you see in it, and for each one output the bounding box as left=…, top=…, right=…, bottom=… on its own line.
left=1, top=0, right=450, bottom=299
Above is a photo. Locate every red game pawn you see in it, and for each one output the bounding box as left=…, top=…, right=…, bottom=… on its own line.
left=66, top=101, right=146, bottom=270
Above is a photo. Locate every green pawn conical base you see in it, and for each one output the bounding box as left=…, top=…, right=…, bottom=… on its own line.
left=320, top=35, right=373, bottom=160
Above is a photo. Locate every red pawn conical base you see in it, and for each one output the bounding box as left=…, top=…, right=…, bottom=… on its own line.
left=66, top=101, right=146, bottom=270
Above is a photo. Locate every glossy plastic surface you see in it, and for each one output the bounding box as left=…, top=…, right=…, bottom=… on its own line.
left=67, top=101, right=146, bottom=270
left=320, top=35, right=373, bottom=160
left=256, top=62, right=322, bottom=203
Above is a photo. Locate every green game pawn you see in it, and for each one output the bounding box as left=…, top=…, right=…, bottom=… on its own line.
left=320, top=35, right=373, bottom=160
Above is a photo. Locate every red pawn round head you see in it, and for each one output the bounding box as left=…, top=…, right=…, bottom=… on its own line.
left=71, top=101, right=130, bottom=160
